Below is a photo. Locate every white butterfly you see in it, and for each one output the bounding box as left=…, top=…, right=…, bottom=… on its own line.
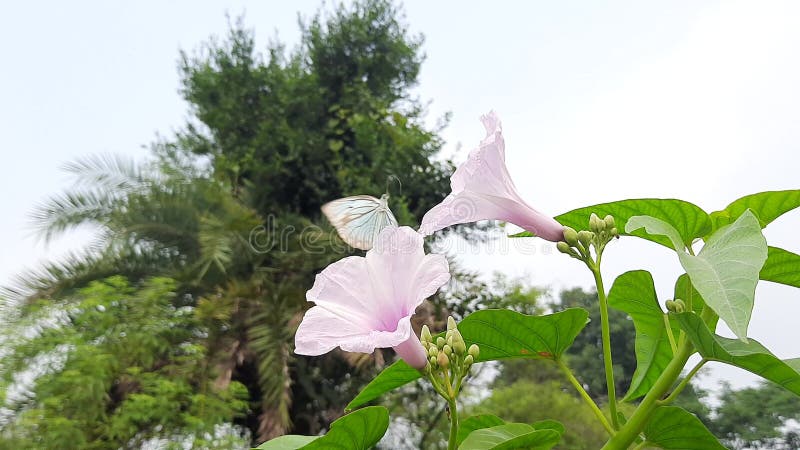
left=321, top=193, right=398, bottom=250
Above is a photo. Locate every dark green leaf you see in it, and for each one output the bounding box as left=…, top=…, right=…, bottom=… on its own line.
left=709, top=190, right=800, bottom=230
left=675, top=313, right=800, bottom=396
left=556, top=198, right=710, bottom=250
left=457, top=414, right=506, bottom=445
left=608, top=270, right=677, bottom=401
left=459, top=308, right=590, bottom=362
left=345, top=361, right=420, bottom=411
left=643, top=406, right=726, bottom=449
left=761, top=246, right=800, bottom=288
left=346, top=309, right=589, bottom=410
left=303, top=406, right=389, bottom=450
left=459, top=424, right=561, bottom=450
left=627, top=211, right=768, bottom=341
left=255, top=435, right=319, bottom=449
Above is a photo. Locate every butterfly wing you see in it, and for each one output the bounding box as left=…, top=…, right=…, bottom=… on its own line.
left=322, top=195, right=398, bottom=250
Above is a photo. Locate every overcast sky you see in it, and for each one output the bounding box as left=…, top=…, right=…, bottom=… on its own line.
left=2, top=1, right=799, bottom=394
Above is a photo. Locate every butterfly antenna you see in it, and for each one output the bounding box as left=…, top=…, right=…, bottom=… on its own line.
left=386, top=174, right=402, bottom=198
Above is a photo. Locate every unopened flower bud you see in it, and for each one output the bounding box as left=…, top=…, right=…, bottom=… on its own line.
left=590, top=213, right=603, bottom=232
left=468, top=344, right=480, bottom=360
left=429, top=355, right=437, bottom=366
left=604, top=215, right=615, bottom=230
left=577, top=230, right=594, bottom=247
left=421, top=325, right=432, bottom=344
left=665, top=299, right=677, bottom=312
left=563, top=227, right=579, bottom=246
left=436, top=337, right=446, bottom=349
left=464, top=355, right=474, bottom=366
left=673, top=299, right=686, bottom=313
left=443, top=344, right=453, bottom=356
left=452, top=331, right=467, bottom=355
left=610, top=227, right=619, bottom=237
left=447, top=316, right=457, bottom=332
left=428, top=346, right=439, bottom=358
left=557, top=241, right=572, bottom=254
left=437, top=351, right=449, bottom=368
left=446, top=335, right=454, bottom=347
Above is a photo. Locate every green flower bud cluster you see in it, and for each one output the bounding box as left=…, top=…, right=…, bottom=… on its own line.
left=665, top=298, right=686, bottom=313
left=419, top=316, right=479, bottom=402
left=556, top=214, right=619, bottom=266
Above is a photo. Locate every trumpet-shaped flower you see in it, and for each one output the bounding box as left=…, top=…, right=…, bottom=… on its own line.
left=295, top=226, right=450, bottom=369
left=419, top=111, right=563, bottom=242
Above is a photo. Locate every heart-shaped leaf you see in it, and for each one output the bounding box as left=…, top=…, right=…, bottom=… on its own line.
left=674, top=312, right=800, bottom=397
left=709, top=189, right=800, bottom=230
left=642, top=406, right=726, bottom=449
left=556, top=198, right=710, bottom=250
left=346, top=309, right=589, bottom=410
left=255, top=435, right=319, bottom=449
left=459, top=424, right=561, bottom=450
left=627, top=211, right=768, bottom=340
left=608, top=270, right=678, bottom=401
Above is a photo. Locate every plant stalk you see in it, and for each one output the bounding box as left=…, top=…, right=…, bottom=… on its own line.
left=593, top=265, right=620, bottom=430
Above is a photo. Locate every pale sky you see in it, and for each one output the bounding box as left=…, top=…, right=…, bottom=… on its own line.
left=2, top=1, right=799, bottom=394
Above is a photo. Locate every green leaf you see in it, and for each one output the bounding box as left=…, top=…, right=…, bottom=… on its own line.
left=556, top=198, right=710, bottom=250
left=255, top=435, right=319, bottom=449
left=346, top=309, right=589, bottom=411
left=345, top=360, right=420, bottom=411
left=608, top=270, right=678, bottom=401
left=459, top=424, right=561, bottom=450
left=625, top=216, right=686, bottom=252
left=531, top=419, right=565, bottom=435
left=673, top=274, right=717, bottom=329
left=627, top=211, right=768, bottom=340
left=761, top=246, right=800, bottom=288
left=508, top=231, right=534, bottom=238
left=674, top=313, right=800, bottom=396
left=709, top=189, right=800, bottom=230
left=643, top=406, right=726, bottom=449
left=303, top=406, right=389, bottom=450
left=457, top=414, right=506, bottom=445
left=458, top=308, right=590, bottom=361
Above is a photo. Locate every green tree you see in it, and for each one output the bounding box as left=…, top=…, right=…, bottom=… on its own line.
left=711, top=381, right=800, bottom=449
left=1, top=0, right=474, bottom=446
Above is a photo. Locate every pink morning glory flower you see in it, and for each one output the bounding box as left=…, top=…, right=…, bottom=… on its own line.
left=419, top=111, right=564, bottom=242
left=294, top=226, right=450, bottom=369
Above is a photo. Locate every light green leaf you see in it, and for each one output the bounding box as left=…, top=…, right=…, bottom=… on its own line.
left=531, top=420, right=565, bottom=435
left=608, top=270, right=678, bottom=401
left=627, top=211, right=768, bottom=340
left=643, top=406, right=726, bottom=449
left=710, top=189, right=800, bottom=230
left=304, top=406, right=389, bottom=450
left=625, top=216, right=686, bottom=252
left=255, top=435, right=319, bottom=449
left=459, top=424, right=560, bottom=450
left=674, top=313, right=800, bottom=397
left=457, top=415, right=506, bottom=445
left=346, top=309, right=589, bottom=410
left=761, top=246, right=800, bottom=288
left=345, top=360, right=420, bottom=411
left=556, top=198, right=710, bottom=250
left=458, top=308, right=590, bottom=361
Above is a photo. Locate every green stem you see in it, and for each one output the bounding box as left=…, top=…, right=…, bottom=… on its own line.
left=600, top=340, right=694, bottom=449
left=558, top=359, right=615, bottom=436
left=592, top=265, right=620, bottom=430
left=663, top=314, right=677, bottom=354
left=447, top=397, right=459, bottom=450
left=659, top=359, right=707, bottom=406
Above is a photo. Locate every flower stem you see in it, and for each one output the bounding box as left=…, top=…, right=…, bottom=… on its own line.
left=558, top=359, right=615, bottom=436
left=447, top=397, right=459, bottom=450
left=592, top=265, right=620, bottom=430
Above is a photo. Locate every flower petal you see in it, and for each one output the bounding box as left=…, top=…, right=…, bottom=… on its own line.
left=306, top=256, right=379, bottom=330
left=294, top=306, right=414, bottom=356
